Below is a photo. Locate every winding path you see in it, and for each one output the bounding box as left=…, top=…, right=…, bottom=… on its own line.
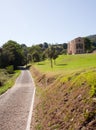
left=0, top=70, right=35, bottom=130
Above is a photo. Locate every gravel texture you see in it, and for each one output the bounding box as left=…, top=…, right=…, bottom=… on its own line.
left=0, top=70, right=35, bottom=130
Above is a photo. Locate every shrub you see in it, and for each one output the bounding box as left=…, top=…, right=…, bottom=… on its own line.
left=84, top=110, right=96, bottom=123
left=0, top=81, right=1, bottom=86
left=90, top=85, right=96, bottom=97
left=6, top=65, right=14, bottom=74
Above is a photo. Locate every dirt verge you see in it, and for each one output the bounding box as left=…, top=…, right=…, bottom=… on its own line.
left=30, top=66, right=96, bottom=130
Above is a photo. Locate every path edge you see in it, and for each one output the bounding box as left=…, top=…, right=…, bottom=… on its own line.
left=26, top=71, right=36, bottom=130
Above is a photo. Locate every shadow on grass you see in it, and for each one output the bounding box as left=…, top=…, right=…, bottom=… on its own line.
left=38, top=63, right=45, bottom=65
left=56, top=63, right=67, bottom=66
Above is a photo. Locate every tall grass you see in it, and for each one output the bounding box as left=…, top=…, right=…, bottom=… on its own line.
left=0, top=70, right=21, bottom=95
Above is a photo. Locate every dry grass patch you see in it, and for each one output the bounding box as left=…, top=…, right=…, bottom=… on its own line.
left=30, top=54, right=96, bottom=130
left=30, top=66, right=96, bottom=130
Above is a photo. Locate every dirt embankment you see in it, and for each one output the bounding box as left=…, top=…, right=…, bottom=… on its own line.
left=30, top=66, right=96, bottom=130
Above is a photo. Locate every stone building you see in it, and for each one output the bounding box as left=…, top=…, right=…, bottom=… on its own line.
left=67, top=37, right=85, bottom=54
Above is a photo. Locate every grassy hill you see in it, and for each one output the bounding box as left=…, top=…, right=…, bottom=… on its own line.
left=31, top=54, right=96, bottom=130
left=34, top=54, right=96, bottom=73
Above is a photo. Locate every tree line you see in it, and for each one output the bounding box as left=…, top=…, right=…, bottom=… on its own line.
left=0, top=40, right=28, bottom=70
left=0, top=40, right=68, bottom=70
left=28, top=42, right=67, bottom=67
left=0, top=37, right=95, bottom=70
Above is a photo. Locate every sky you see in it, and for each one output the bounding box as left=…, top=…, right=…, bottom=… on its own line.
left=0, top=0, right=96, bottom=46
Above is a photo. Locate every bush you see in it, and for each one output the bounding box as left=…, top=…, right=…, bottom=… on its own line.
left=6, top=65, right=14, bottom=74
left=0, top=81, right=1, bottom=86
left=90, top=85, right=96, bottom=97
left=84, top=110, right=96, bottom=122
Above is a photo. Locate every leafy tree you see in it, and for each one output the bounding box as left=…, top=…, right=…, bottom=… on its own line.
left=43, top=42, right=48, bottom=49
left=42, top=51, right=46, bottom=60
left=54, top=45, right=64, bottom=55
left=53, top=50, right=58, bottom=65
left=6, top=65, right=14, bottom=74
left=0, top=48, right=2, bottom=67
left=63, top=43, right=67, bottom=49
left=29, top=45, right=43, bottom=62
left=27, top=54, right=32, bottom=63
left=47, top=45, right=59, bottom=68
left=92, top=42, right=96, bottom=48
left=21, top=44, right=28, bottom=66
left=47, top=46, right=54, bottom=68
left=84, top=38, right=92, bottom=53
left=1, top=40, right=25, bottom=68
left=32, top=51, right=40, bottom=62
left=39, top=43, right=43, bottom=49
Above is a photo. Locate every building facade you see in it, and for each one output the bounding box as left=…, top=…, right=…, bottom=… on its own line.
left=67, top=37, right=85, bottom=54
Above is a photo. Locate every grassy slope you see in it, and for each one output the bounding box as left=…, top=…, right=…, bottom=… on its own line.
left=31, top=54, right=96, bottom=130
left=34, top=54, right=96, bottom=73
left=0, top=69, right=21, bottom=95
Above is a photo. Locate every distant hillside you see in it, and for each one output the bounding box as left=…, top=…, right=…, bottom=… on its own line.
left=87, top=34, right=96, bottom=43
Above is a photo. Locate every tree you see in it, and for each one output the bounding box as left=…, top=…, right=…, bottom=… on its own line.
left=27, top=54, right=32, bottom=63
left=39, top=43, right=43, bottom=49
left=32, top=51, right=40, bottom=63
left=43, top=42, right=48, bottom=49
left=1, top=40, right=25, bottom=68
left=84, top=38, right=92, bottom=53
left=29, top=45, right=43, bottom=62
left=0, top=48, right=2, bottom=67
left=63, top=43, right=67, bottom=49
left=21, top=44, right=28, bottom=66
left=53, top=50, right=58, bottom=65
left=47, top=45, right=59, bottom=68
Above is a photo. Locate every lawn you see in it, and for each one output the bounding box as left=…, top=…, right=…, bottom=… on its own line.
left=34, top=53, right=96, bottom=74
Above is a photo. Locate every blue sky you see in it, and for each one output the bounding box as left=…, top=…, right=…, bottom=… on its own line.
left=0, top=0, right=96, bottom=46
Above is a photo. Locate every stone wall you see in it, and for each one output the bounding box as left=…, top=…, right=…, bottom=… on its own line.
left=68, top=37, right=85, bottom=54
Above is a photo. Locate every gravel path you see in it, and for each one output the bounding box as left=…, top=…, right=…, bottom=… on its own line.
left=0, top=70, right=35, bottom=130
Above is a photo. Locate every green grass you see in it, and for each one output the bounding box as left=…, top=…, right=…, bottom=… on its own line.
left=33, top=53, right=96, bottom=97
left=32, top=53, right=96, bottom=129
left=0, top=70, right=21, bottom=95
left=34, top=53, right=96, bottom=74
